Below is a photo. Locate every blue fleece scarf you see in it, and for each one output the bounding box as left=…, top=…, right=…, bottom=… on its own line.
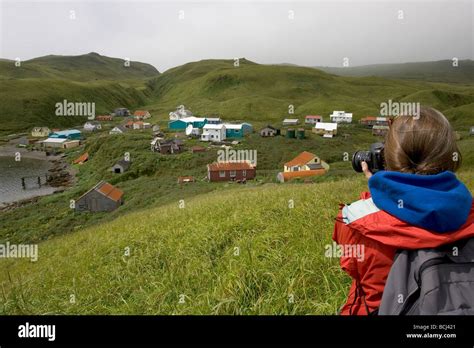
left=368, top=171, right=472, bottom=233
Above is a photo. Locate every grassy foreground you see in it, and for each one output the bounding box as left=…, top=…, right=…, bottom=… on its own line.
left=1, top=170, right=473, bottom=315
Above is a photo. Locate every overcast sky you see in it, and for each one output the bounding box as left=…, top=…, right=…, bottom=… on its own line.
left=0, top=0, right=472, bottom=72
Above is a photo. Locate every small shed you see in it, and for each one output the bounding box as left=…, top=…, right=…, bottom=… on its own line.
left=75, top=181, right=124, bottom=212
left=111, top=159, right=131, bottom=174
left=260, top=125, right=279, bottom=137
left=114, top=108, right=130, bottom=117
left=96, top=115, right=113, bottom=121
left=178, top=176, right=195, bottom=184
left=283, top=119, right=299, bottom=126
left=191, top=146, right=206, bottom=153
left=151, top=139, right=184, bottom=154
left=109, top=125, right=127, bottom=134
left=63, top=140, right=80, bottom=149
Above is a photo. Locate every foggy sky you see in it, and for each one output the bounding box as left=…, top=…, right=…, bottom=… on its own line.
left=0, top=0, right=472, bottom=72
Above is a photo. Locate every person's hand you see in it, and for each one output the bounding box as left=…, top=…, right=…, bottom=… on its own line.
left=361, top=161, right=373, bottom=180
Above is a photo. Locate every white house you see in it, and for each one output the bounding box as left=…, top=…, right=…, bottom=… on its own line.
left=83, top=121, right=102, bottom=132
left=330, top=111, right=352, bottom=123
left=31, top=127, right=51, bottom=137
left=41, top=138, right=68, bottom=148
left=41, top=138, right=79, bottom=149
left=201, top=124, right=226, bottom=142
left=313, top=122, right=338, bottom=138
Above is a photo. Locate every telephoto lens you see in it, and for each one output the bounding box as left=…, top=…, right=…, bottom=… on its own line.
left=352, top=151, right=371, bottom=172
left=352, top=143, right=385, bottom=173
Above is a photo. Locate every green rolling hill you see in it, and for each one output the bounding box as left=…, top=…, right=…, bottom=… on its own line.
left=0, top=53, right=160, bottom=134
left=0, top=52, right=159, bottom=81
left=1, top=55, right=474, bottom=135
left=141, top=58, right=474, bottom=131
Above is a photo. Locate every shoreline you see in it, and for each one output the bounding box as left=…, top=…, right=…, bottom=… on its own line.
left=0, top=142, right=76, bottom=211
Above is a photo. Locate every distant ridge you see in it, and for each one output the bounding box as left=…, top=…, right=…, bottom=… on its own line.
left=314, top=60, right=474, bottom=84
left=0, top=52, right=160, bottom=81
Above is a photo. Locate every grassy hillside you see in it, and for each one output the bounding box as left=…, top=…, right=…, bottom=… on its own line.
left=0, top=52, right=159, bottom=81
left=143, top=59, right=474, bottom=130
left=315, top=60, right=474, bottom=84
left=0, top=123, right=378, bottom=244
left=0, top=53, right=160, bottom=135
left=2, top=56, right=473, bottom=135
left=1, top=170, right=473, bottom=315
left=0, top=176, right=386, bottom=315
left=0, top=79, right=150, bottom=134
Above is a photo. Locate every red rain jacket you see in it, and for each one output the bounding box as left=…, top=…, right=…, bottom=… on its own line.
left=333, top=191, right=474, bottom=315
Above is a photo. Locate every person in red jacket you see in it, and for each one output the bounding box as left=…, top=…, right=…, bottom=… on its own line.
left=333, top=107, right=474, bottom=315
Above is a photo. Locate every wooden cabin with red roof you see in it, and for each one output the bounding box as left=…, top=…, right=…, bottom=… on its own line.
left=75, top=181, right=124, bottom=212
left=96, top=115, right=113, bottom=121
left=207, top=161, right=256, bottom=182
left=73, top=152, right=89, bottom=165
left=133, top=110, right=151, bottom=120
left=278, top=151, right=328, bottom=182
left=359, top=116, right=390, bottom=127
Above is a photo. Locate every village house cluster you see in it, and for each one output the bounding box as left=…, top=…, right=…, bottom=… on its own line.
left=29, top=102, right=452, bottom=214
left=272, top=111, right=393, bottom=139
left=167, top=106, right=253, bottom=142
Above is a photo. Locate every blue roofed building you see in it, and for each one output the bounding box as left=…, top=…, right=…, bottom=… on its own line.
left=49, top=129, right=82, bottom=140
left=224, top=123, right=253, bottom=138
left=168, top=117, right=208, bottom=130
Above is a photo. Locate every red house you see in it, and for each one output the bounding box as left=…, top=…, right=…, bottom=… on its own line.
left=207, top=161, right=256, bottom=182
left=305, top=115, right=323, bottom=125
left=96, top=115, right=113, bottom=121
left=133, top=110, right=151, bottom=120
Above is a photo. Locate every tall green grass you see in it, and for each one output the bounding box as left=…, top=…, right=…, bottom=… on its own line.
left=1, top=170, right=473, bottom=315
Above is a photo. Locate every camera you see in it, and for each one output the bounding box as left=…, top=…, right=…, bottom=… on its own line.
left=352, top=142, right=385, bottom=173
